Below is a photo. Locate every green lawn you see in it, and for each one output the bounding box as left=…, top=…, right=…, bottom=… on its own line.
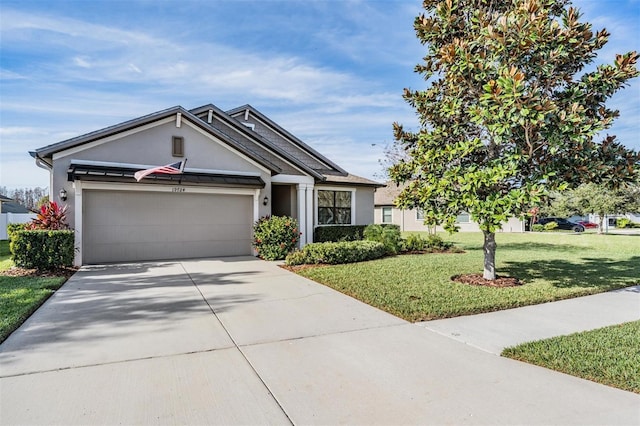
left=296, top=232, right=640, bottom=321
left=0, top=240, right=68, bottom=342
left=503, top=321, right=640, bottom=394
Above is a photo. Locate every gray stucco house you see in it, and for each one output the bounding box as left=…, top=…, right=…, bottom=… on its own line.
left=32, top=104, right=382, bottom=265
left=374, top=183, right=525, bottom=233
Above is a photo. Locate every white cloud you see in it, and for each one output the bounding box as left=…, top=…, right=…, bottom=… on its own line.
left=73, top=56, right=92, bottom=68
left=0, top=0, right=637, bottom=190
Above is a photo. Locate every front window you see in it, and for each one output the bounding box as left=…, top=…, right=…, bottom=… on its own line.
left=416, top=209, right=424, bottom=220
left=382, top=207, right=392, bottom=223
left=318, top=190, right=352, bottom=224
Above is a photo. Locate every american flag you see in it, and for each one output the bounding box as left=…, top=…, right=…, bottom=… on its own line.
left=134, top=161, right=186, bottom=182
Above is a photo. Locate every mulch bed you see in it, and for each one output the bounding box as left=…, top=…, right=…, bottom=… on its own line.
left=452, top=273, right=522, bottom=288
left=279, top=264, right=326, bottom=273
left=0, top=266, right=78, bottom=279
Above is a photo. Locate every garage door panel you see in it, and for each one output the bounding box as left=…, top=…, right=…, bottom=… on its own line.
left=83, top=190, right=254, bottom=264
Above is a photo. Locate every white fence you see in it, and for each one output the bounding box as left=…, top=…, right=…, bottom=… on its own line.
left=0, top=213, right=37, bottom=240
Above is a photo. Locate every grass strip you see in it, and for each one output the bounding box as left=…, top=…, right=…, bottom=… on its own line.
left=0, top=239, right=68, bottom=342
left=296, top=232, right=639, bottom=321
left=502, top=321, right=640, bottom=394
left=0, top=275, right=67, bottom=342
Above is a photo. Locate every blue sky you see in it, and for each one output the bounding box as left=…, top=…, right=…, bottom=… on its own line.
left=1, top=0, right=638, bottom=190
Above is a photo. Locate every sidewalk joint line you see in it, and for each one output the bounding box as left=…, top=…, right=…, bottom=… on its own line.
left=179, top=262, right=295, bottom=426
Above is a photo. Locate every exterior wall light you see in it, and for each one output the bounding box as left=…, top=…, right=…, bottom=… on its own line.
left=263, top=196, right=269, bottom=206
left=59, top=188, right=67, bottom=201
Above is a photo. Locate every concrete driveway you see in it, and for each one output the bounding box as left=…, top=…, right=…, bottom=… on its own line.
left=1, top=258, right=638, bottom=425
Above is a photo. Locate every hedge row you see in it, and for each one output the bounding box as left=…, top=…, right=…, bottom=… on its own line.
left=314, top=224, right=400, bottom=242
left=10, top=230, right=74, bottom=270
left=6, top=223, right=27, bottom=241
left=285, top=240, right=386, bottom=265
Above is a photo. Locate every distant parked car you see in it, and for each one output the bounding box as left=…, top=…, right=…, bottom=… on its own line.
left=535, top=217, right=585, bottom=232
left=577, top=220, right=598, bottom=229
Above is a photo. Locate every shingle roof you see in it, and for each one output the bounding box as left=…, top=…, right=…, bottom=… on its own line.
left=226, top=105, right=347, bottom=175
left=33, top=102, right=382, bottom=187
left=33, top=107, right=283, bottom=174
left=0, top=197, right=33, bottom=213
left=374, top=182, right=405, bottom=205
left=190, top=104, right=324, bottom=179
left=322, top=173, right=384, bottom=187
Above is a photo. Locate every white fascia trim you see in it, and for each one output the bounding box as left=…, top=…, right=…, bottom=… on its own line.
left=208, top=115, right=310, bottom=177
left=53, top=117, right=175, bottom=161
left=183, top=120, right=271, bottom=175
left=69, top=159, right=261, bottom=177
left=271, top=174, right=314, bottom=184
left=314, top=185, right=357, bottom=227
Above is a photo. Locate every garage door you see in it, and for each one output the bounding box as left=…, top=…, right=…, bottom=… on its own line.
left=83, top=190, right=253, bottom=264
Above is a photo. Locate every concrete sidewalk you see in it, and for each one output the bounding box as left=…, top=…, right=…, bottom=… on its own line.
left=1, top=258, right=638, bottom=425
left=420, top=285, right=640, bottom=354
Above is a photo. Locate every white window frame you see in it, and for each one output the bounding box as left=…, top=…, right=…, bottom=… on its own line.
left=315, top=186, right=356, bottom=226
left=382, top=206, right=393, bottom=224
left=416, top=209, right=424, bottom=221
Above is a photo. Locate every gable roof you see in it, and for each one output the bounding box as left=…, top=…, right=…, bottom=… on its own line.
left=374, top=182, right=404, bottom=205
left=31, top=106, right=282, bottom=174
left=226, top=104, right=348, bottom=175
left=32, top=102, right=383, bottom=187
left=0, top=196, right=33, bottom=213
left=189, top=104, right=324, bottom=179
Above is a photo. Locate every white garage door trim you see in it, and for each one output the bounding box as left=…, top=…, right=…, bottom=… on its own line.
left=74, top=181, right=260, bottom=266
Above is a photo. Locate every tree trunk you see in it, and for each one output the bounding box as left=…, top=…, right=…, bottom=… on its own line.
left=483, top=230, right=497, bottom=280
left=597, top=214, right=604, bottom=234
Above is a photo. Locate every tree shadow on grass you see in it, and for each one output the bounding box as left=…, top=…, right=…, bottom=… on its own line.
left=502, top=256, right=640, bottom=289
left=498, top=242, right=584, bottom=253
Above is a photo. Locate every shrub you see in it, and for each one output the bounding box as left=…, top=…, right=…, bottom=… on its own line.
left=616, top=218, right=631, bottom=228
left=313, top=224, right=400, bottom=242
left=403, top=233, right=454, bottom=252
left=7, top=223, right=27, bottom=242
left=252, top=215, right=301, bottom=261
left=404, top=233, right=426, bottom=251
left=363, top=224, right=403, bottom=254
left=424, top=234, right=453, bottom=250
left=544, top=221, right=558, bottom=231
left=26, top=201, right=69, bottom=230
left=11, top=230, right=74, bottom=270
left=532, top=224, right=545, bottom=232
left=285, top=240, right=386, bottom=265
left=314, top=225, right=367, bottom=242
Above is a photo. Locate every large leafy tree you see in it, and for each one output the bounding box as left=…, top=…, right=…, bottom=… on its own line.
left=390, top=0, right=639, bottom=279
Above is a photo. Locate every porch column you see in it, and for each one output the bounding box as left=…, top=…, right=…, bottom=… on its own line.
left=73, top=181, right=83, bottom=267
left=297, top=184, right=307, bottom=247
left=305, top=184, right=314, bottom=243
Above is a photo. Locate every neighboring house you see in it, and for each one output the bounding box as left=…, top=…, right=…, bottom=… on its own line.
left=0, top=195, right=32, bottom=214
left=570, top=213, right=640, bottom=230
left=0, top=195, right=37, bottom=240
left=32, top=104, right=382, bottom=265
left=374, top=183, right=525, bottom=233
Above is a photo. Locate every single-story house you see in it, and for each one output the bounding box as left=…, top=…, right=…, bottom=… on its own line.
left=0, top=195, right=33, bottom=214
left=0, top=195, right=37, bottom=240
left=31, top=103, right=382, bottom=265
left=374, top=183, right=525, bottom=233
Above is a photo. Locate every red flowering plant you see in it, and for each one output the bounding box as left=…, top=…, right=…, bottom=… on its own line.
left=26, top=201, right=70, bottom=230
left=252, top=215, right=301, bottom=260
